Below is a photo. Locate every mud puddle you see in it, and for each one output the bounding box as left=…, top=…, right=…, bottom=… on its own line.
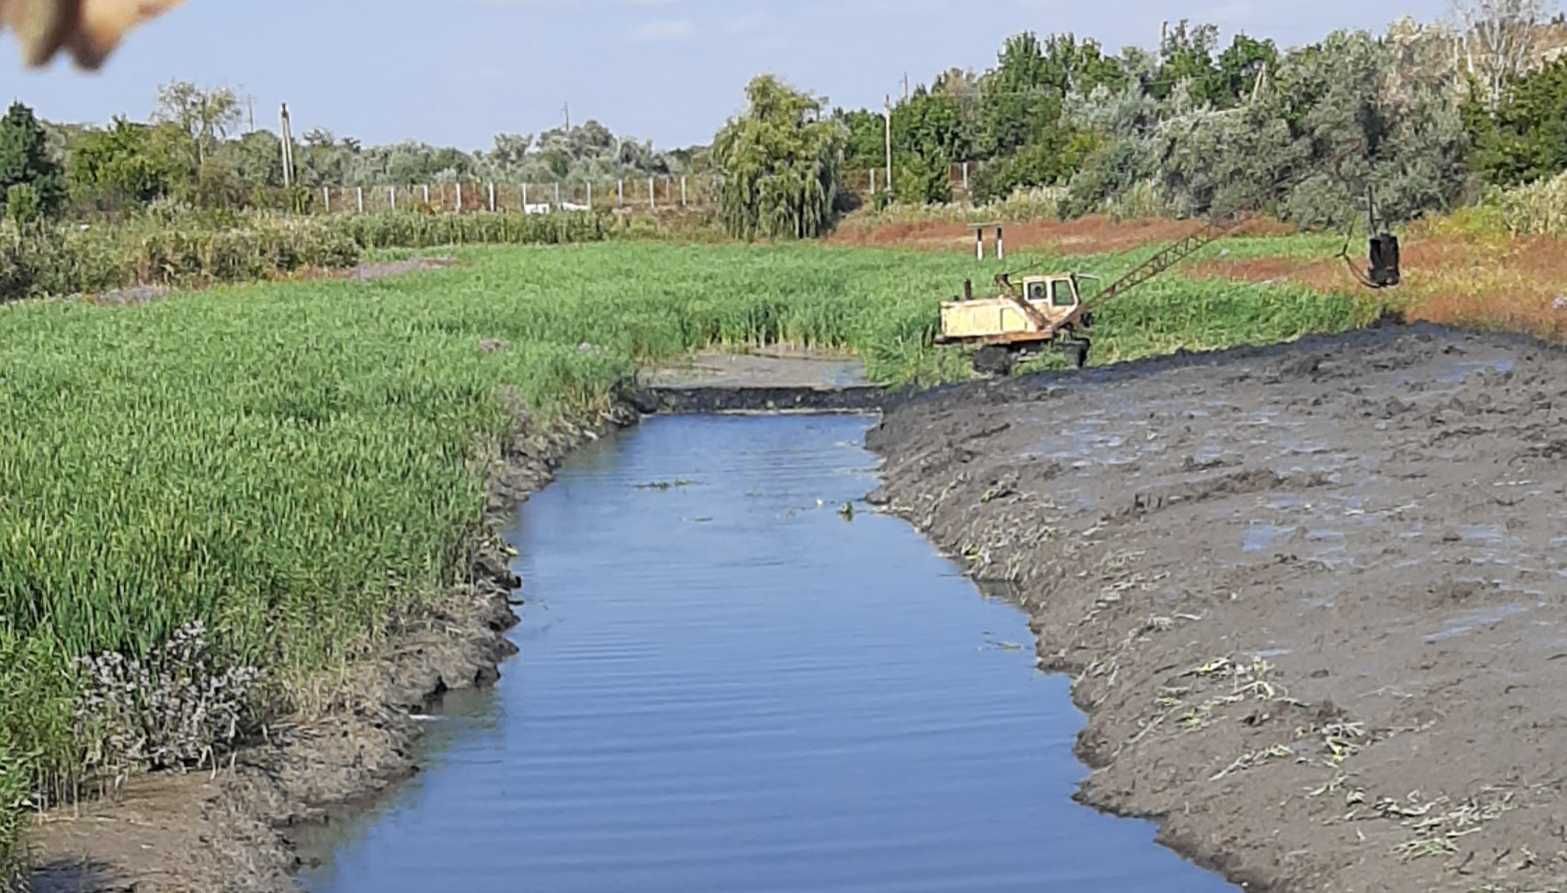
left=297, top=415, right=1232, bottom=892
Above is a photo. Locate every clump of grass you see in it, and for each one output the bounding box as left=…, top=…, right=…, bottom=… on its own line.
left=332, top=210, right=608, bottom=251
left=1495, top=172, right=1567, bottom=238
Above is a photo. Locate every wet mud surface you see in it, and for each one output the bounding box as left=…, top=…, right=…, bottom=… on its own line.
left=867, top=322, right=1567, bottom=892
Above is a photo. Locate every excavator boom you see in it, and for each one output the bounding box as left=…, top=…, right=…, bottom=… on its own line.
left=1095, top=216, right=1247, bottom=304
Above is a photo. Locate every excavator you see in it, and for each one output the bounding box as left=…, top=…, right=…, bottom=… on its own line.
left=938, top=194, right=1403, bottom=377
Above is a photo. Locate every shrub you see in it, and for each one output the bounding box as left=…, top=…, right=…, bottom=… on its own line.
left=5, top=184, right=41, bottom=227
left=0, top=209, right=613, bottom=303
left=76, top=623, right=262, bottom=780
left=1495, top=172, right=1567, bottom=237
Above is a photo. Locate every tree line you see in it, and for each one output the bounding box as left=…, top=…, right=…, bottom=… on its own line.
left=716, top=3, right=1567, bottom=238
left=0, top=82, right=705, bottom=221
left=4, top=2, right=1567, bottom=240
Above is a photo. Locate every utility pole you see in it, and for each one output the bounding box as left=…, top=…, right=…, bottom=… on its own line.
left=562, top=102, right=571, bottom=131
left=279, top=103, right=295, bottom=188
left=1250, top=62, right=1268, bottom=105
left=903, top=73, right=910, bottom=101
left=883, top=95, right=893, bottom=197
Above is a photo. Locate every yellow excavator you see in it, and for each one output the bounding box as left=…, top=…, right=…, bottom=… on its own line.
left=937, top=217, right=1252, bottom=376
left=939, top=199, right=1402, bottom=376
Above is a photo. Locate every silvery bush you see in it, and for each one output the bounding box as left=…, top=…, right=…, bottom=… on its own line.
left=76, top=621, right=261, bottom=777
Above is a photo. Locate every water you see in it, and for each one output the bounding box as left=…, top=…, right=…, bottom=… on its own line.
left=302, top=415, right=1233, bottom=893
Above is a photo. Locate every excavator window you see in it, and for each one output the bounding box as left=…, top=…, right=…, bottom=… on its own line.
left=1028, top=282, right=1047, bottom=302
left=1051, top=280, right=1076, bottom=307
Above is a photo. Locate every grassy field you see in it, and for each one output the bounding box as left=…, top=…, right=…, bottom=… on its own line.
left=0, top=238, right=1378, bottom=871
left=0, top=210, right=618, bottom=304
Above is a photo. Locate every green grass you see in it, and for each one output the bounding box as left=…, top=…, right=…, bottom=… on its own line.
left=0, top=239, right=1374, bottom=872
left=0, top=210, right=613, bottom=304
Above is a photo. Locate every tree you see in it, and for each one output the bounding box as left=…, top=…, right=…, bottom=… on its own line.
left=67, top=117, right=182, bottom=207
left=1470, top=56, right=1567, bottom=183
left=1452, top=0, right=1555, bottom=106
left=212, top=130, right=287, bottom=190
left=153, top=81, right=242, bottom=167
left=713, top=75, right=846, bottom=240
left=1215, top=35, right=1280, bottom=105
left=0, top=102, right=63, bottom=217
left=1154, top=21, right=1223, bottom=103
left=890, top=85, right=973, bottom=202
left=486, top=133, right=533, bottom=173
left=836, top=108, right=886, bottom=172
left=977, top=33, right=1064, bottom=157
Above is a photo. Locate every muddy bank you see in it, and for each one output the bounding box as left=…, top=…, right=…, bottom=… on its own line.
left=866, top=322, right=1567, bottom=892
left=28, top=405, right=636, bottom=893
left=637, top=350, right=886, bottom=414
left=639, top=384, right=887, bottom=415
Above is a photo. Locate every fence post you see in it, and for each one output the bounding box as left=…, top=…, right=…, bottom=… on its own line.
left=422, top=184, right=430, bottom=205
left=975, top=226, right=983, bottom=262
left=455, top=182, right=462, bottom=213
left=649, top=177, right=656, bottom=211
left=681, top=176, right=688, bottom=208
left=617, top=179, right=624, bottom=207
left=389, top=187, right=396, bottom=211
left=962, top=162, right=970, bottom=193
left=996, top=225, right=1005, bottom=261
left=869, top=169, right=876, bottom=195
left=488, top=182, right=496, bottom=213
left=356, top=186, right=364, bottom=214
left=323, top=187, right=331, bottom=213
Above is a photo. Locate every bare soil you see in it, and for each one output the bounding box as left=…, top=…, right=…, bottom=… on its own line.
left=828, top=215, right=1294, bottom=254
left=866, top=322, right=1567, bottom=892
left=343, top=257, right=456, bottom=282
left=27, top=407, right=636, bottom=893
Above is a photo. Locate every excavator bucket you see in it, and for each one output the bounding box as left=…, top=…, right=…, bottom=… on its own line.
left=1369, top=235, right=1401, bottom=288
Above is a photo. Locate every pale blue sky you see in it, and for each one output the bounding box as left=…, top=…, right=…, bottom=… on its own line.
left=4, top=0, right=1452, bottom=151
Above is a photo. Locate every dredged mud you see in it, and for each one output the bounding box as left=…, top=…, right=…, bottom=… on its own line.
left=866, top=322, right=1567, bottom=892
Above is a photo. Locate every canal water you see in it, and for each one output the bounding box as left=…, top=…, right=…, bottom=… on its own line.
left=302, top=415, right=1232, bottom=893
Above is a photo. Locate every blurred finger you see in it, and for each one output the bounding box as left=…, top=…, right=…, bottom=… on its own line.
left=67, top=0, right=183, bottom=68
left=3, top=0, right=79, bottom=67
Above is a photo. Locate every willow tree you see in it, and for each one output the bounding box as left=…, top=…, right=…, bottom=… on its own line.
left=714, top=76, right=846, bottom=240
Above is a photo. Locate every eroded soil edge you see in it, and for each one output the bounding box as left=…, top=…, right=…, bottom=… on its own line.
left=29, top=405, right=638, bottom=893
left=866, top=323, right=1567, bottom=893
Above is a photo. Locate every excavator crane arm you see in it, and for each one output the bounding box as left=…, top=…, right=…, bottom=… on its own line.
left=1093, top=216, right=1249, bottom=305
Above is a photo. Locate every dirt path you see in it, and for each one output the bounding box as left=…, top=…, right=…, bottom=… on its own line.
left=867, top=323, right=1567, bottom=892
left=828, top=215, right=1293, bottom=254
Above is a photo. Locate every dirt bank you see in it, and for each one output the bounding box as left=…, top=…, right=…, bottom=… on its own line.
left=28, top=405, right=636, bottom=893
left=866, top=322, right=1567, bottom=892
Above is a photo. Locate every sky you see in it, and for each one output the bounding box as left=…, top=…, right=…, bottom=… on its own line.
left=2, top=0, right=1456, bottom=152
